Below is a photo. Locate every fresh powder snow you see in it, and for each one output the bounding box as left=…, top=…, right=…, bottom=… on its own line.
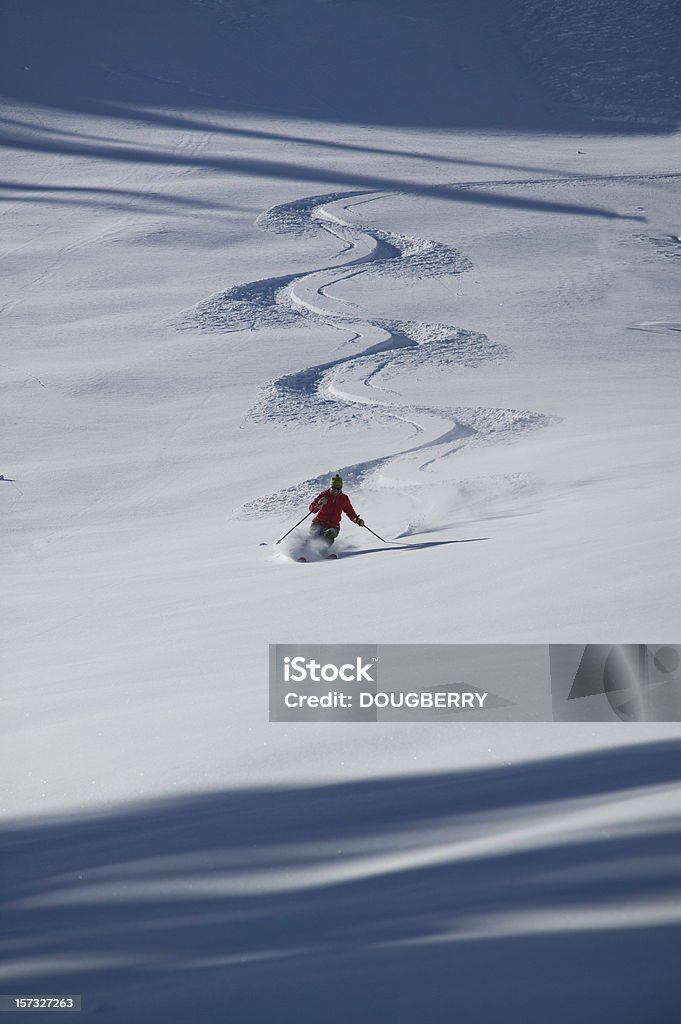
left=1, top=0, right=680, bottom=1020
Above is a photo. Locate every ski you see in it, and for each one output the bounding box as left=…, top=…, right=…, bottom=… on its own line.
left=295, top=553, right=338, bottom=562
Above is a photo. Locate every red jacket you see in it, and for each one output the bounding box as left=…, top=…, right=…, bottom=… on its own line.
left=309, top=489, right=358, bottom=529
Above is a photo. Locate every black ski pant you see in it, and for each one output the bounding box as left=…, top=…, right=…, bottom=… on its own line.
left=310, top=522, right=339, bottom=546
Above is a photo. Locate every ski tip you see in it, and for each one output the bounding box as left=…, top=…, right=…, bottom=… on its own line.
left=296, top=556, right=308, bottom=562
left=326, top=553, right=338, bottom=559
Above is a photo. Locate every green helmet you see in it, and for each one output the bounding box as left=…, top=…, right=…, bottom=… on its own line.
left=330, top=474, right=343, bottom=490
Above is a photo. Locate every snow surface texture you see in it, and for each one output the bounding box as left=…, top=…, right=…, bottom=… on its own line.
left=2, top=0, right=681, bottom=1020
left=513, top=0, right=681, bottom=127
left=174, top=190, right=554, bottom=521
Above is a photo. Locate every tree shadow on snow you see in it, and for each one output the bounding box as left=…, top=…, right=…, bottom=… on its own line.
left=3, top=3, right=671, bottom=228
left=0, top=0, right=679, bottom=135
left=2, top=740, right=680, bottom=1022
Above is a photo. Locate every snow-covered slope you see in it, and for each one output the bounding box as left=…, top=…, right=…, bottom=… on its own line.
left=2, top=0, right=680, bottom=131
left=1, top=0, right=680, bottom=1020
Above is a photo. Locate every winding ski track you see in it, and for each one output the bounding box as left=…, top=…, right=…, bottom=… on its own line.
left=174, top=191, right=557, bottom=518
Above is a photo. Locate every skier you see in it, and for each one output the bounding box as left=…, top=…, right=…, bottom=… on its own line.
left=309, top=475, right=364, bottom=547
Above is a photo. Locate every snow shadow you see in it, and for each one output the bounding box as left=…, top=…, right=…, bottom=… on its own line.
left=0, top=177, right=238, bottom=217
left=1, top=0, right=679, bottom=134
left=3, top=0, right=667, bottom=229
left=2, top=740, right=680, bottom=1022
left=340, top=538, right=489, bottom=556
left=1, top=124, right=650, bottom=224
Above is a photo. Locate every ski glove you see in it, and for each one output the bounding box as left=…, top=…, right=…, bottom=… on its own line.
left=355, top=517, right=365, bottom=527
left=316, top=497, right=328, bottom=508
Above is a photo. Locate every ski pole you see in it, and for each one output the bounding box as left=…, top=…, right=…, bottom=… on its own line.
left=276, top=510, right=313, bottom=544
left=361, top=524, right=396, bottom=545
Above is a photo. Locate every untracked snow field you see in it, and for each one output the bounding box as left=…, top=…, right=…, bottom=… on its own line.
left=2, top=0, right=681, bottom=1020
